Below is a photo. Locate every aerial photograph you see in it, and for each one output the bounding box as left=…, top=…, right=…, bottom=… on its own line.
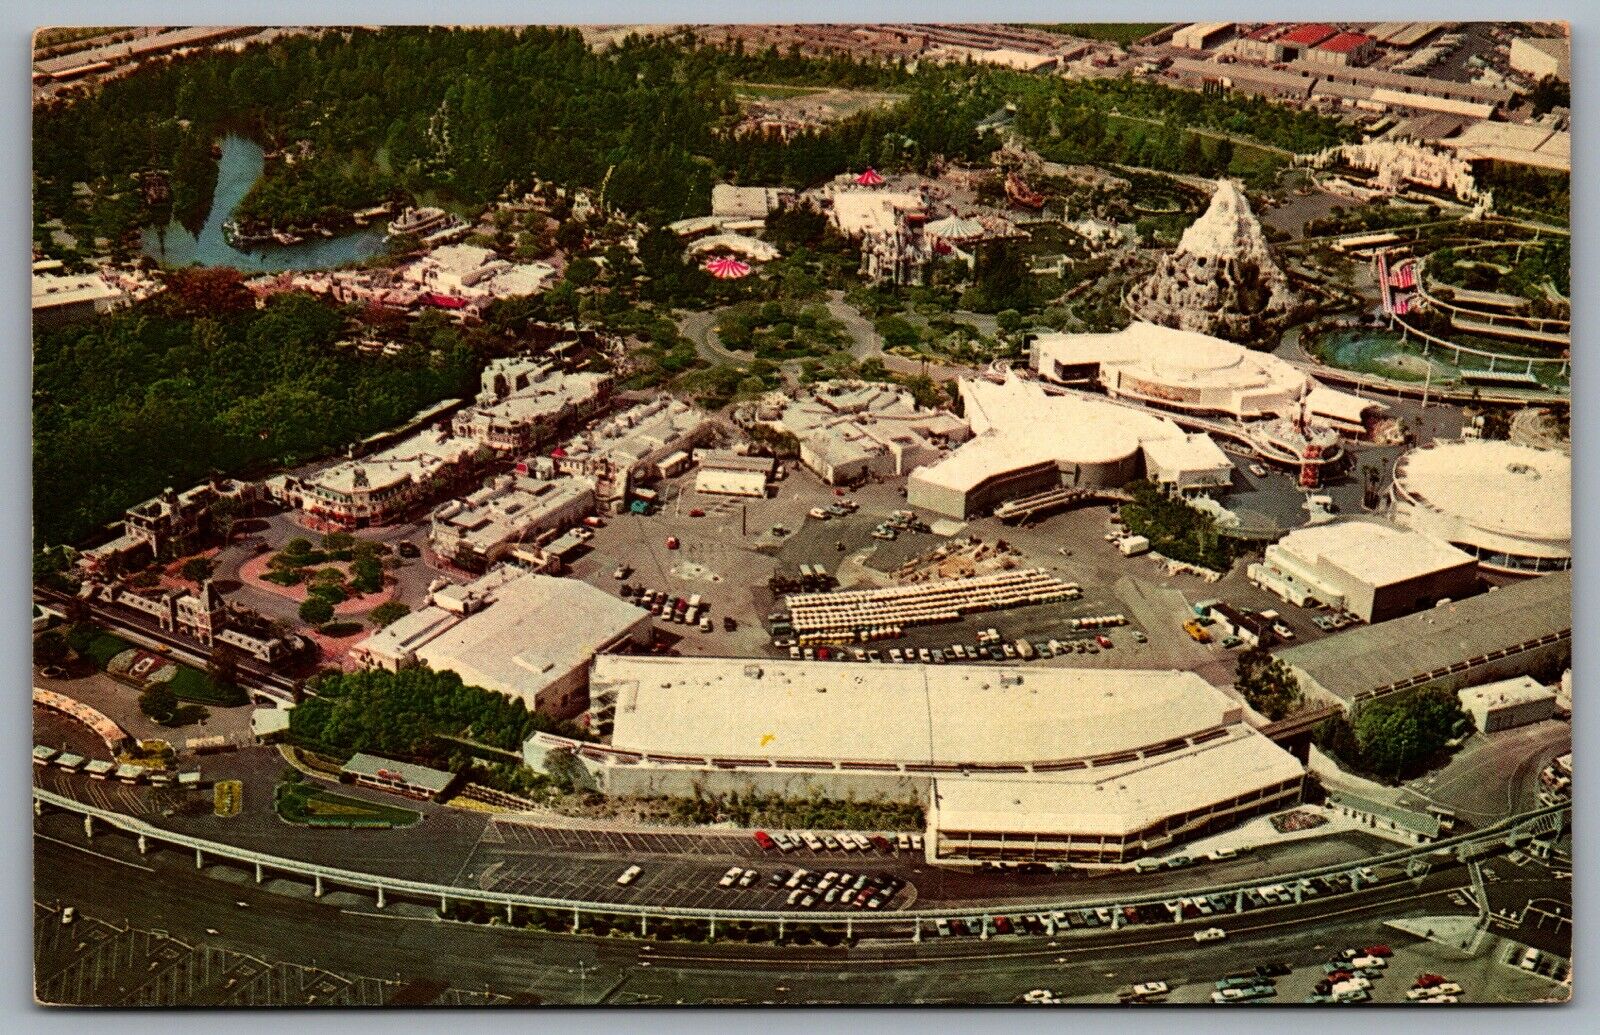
left=31, top=20, right=1571, bottom=1007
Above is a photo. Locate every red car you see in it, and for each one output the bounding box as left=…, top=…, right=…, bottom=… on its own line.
left=817, top=646, right=832, bottom=661
left=1327, top=970, right=1354, bottom=984
left=1364, top=944, right=1393, bottom=958
left=753, top=830, right=776, bottom=851
left=1096, top=634, right=1113, bottom=649
left=993, top=916, right=1013, bottom=935
left=869, top=835, right=892, bottom=853
left=1414, top=973, right=1446, bottom=989
left=688, top=508, right=705, bottom=517
left=666, top=536, right=680, bottom=550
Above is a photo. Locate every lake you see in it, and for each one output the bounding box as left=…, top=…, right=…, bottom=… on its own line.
left=141, top=134, right=387, bottom=273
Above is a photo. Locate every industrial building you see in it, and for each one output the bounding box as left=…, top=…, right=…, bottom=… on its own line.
left=556, top=396, right=716, bottom=512
left=1389, top=440, right=1571, bottom=575
left=1171, top=22, right=1235, bottom=51
left=351, top=567, right=650, bottom=718
left=429, top=471, right=596, bottom=571
left=1249, top=519, right=1478, bottom=623
left=1510, top=35, right=1570, bottom=84
left=1275, top=570, right=1571, bottom=712
left=1458, top=676, right=1557, bottom=734
left=693, top=449, right=775, bottom=498
left=775, top=382, right=970, bottom=485
left=907, top=374, right=1231, bottom=519
left=537, top=655, right=1304, bottom=865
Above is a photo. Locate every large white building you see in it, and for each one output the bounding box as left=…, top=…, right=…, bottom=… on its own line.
left=32, top=261, right=127, bottom=327
left=1249, top=519, right=1478, bottom=623
left=776, top=382, right=970, bottom=485
left=1458, top=676, right=1556, bottom=735
left=1389, top=441, right=1571, bottom=575
left=1510, top=35, right=1570, bottom=84
left=906, top=375, right=1232, bottom=519
left=452, top=359, right=611, bottom=452
left=1032, top=322, right=1375, bottom=425
left=536, top=655, right=1304, bottom=866
left=403, top=243, right=556, bottom=301
left=352, top=567, right=650, bottom=719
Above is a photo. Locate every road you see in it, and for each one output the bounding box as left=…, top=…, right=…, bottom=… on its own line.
left=34, top=820, right=1557, bottom=1006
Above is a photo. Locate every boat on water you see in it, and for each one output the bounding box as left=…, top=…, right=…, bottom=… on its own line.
left=387, top=205, right=455, bottom=238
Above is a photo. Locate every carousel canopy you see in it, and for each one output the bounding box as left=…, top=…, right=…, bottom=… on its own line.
left=924, top=215, right=986, bottom=242
left=855, top=167, right=885, bottom=187
left=705, top=256, right=753, bottom=279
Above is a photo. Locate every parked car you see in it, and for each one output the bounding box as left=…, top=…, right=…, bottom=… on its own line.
left=1194, top=927, right=1227, bottom=942
left=616, top=865, right=642, bottom=886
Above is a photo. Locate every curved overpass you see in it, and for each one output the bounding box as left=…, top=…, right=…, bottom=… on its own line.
left=34, top=786, right=1567, bottom=934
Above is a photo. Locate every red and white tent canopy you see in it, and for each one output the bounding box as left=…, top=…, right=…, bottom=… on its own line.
left=705, top=256, right=752, bottom=279
left=855, top=167, right=885, bottom=187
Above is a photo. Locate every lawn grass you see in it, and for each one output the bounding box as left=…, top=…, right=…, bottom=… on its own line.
left=84, top=633, right=134, bottom=669
left=275, top=782, right=421, bottom=828
left=166, top=664, right=248, bottom=706
left=1036, top=23, right=1168, bottom=46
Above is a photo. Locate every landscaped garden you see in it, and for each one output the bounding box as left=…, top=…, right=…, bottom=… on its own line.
left=275, top=770, right=422, bottom=828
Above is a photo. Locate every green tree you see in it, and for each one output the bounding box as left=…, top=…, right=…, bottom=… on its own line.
left=140, top=681, right=179, bottom=722
left=34, top=630, right=71, bottom=667
left=299, top=596, right=335, bottom=626
left=1233, top=649, right=1301, bottom=720
left=180, top=556, right=214, bottom=583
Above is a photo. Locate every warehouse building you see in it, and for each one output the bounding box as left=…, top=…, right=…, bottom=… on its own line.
left=1510, top=35, right=1570, bottom=84
left=1249, top=519, right=1478, bottom=623
left=1389, top=440, right=1571, bottom=575
left=693, top=449, right=775, bottom=498
left=1275, top=570, right=1571, bottom=713
left=1458, top=676, right=1557, bottom=734
left=32, top=261, right=127, bottom=327
left=351, top=567, right=650, bottom=718
left=907, top=374, right=1231, bottom=519
left=535, top=655, right=1305, bottom=866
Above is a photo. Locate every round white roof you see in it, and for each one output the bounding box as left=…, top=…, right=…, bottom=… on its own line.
left=1393, top=441, right=1571, bottom=543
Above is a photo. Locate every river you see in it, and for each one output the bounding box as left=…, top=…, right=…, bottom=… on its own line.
left=141, top=135, right=387, bottom=273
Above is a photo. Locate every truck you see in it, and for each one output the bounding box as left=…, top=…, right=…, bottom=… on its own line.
left=1118, top=534, right=1150, bottom=557
left=1183, top=619, right=1212, bottom=644
left=1014, top=639, right=1036, bottom=660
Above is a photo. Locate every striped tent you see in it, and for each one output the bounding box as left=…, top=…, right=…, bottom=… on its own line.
left=705, top=256, right=752, bottom=279
left=855, top=167, right=885, bottom=187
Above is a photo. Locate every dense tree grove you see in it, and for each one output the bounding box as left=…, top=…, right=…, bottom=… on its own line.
left=1315, top=687, right=1472, bottom=782
left=290, top=666, right=588, bottom=766
left=1233, top=648, right=1302, bottom=721
left=33, top=285, right=476, bottom=546
left=35, top=26, right=1363, bottom=255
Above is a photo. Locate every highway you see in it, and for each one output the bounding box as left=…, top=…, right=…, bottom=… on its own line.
left=34, top=815, right=1519, bottom=1006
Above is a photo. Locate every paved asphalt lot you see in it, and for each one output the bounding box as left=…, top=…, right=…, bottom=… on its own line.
left=33, top=822, right=1569, bottom=1006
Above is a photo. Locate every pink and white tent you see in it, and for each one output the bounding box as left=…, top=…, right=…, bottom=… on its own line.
left=855, top=167, right=885, bottom=187
left=705, top=256, right=752, bottom=279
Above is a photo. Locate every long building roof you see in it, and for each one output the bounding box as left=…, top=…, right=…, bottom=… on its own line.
left=1276, top=570, right=1571, bottom=703
left=600, top=655, right=1250, bottom=768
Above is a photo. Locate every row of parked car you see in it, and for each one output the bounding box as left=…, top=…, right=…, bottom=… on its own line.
left=769, top=869, right=905, bottom=910
left=751, top=829, right=922, bottom=854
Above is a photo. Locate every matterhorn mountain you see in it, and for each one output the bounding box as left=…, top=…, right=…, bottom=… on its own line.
left=1125, top=178, right=1297, bottom=342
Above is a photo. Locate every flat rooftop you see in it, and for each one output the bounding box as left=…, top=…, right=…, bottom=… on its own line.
left=1273, top=519, right=1474, bottom=587
left=934, top=730, right=1303, bottom=837
left=600, top=655, right=1245, bottom=767
left=415, top=572, right=647, bottom=704
left=1276, top=570, right=1571, bottom=703
left=1393, top=441, right=1570, bottom=544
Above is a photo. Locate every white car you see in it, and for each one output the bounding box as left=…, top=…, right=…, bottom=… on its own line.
left=616, top=865, right=642, bottom=886
left=60, top=907, right=75, bottom=926
left=802, top=833, right=824, bottom=851
left=718, top=866, right=742, bottom=888
left=1131, top=982, right=1169, bottom=998
left=1194, top=927, right=1227, bottom=942
left=1351, top=955, right=1386, bottom=970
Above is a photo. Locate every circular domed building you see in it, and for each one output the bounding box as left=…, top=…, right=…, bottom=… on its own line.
left=1390, top=440, right=1571, bottom=575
